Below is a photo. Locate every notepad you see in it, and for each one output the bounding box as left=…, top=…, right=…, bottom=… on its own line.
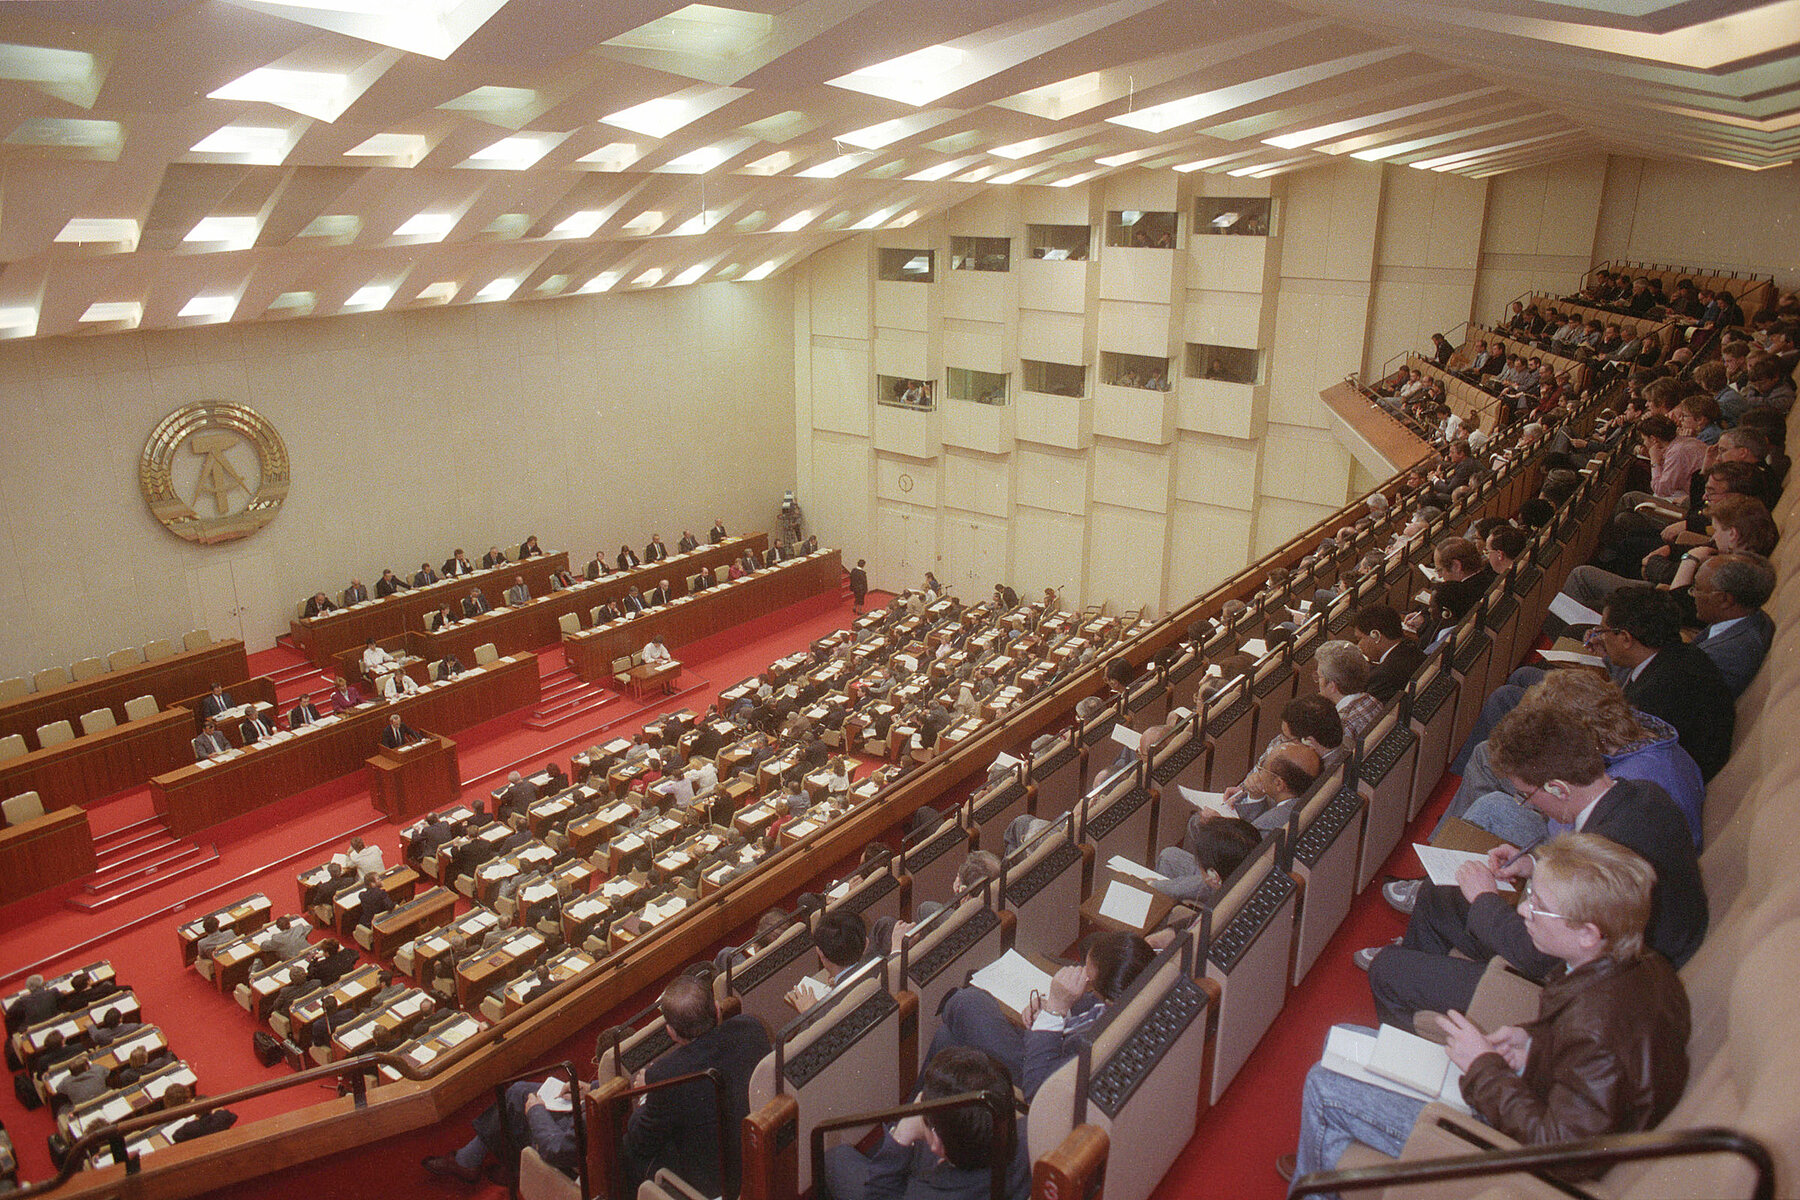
left=1241, top=638, right=1268, bottom=658
left=1412, top=843, right=1495, bottom=887
left=1109, top=724, right=1141, bottom=751
left=1178, top=786, right=1235, bottom=816
left=1367, top=1023, right=1455, bottom=1095
left=969, top=950, right=1054, bottom=1016
left=1549, top=593, right=1603, bottom=627
left=1097, top=880, right=1154, bottom=927
left=1319, top=1026, right=1469, bottom=1114
left=1538, top=648, right=1604, bottom=667
left=789, top=974, right=830, bottom=1005
left=1106, top=855, right=1168, bottom=885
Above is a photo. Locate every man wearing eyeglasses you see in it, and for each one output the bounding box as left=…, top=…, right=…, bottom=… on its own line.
left=1585, top=586, right=1734, bottom=779
left=1363, top=704, right=1706, bottom=1033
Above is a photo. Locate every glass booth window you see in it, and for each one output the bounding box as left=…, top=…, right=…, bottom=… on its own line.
left=1105, top=210, right=1178, bottom=249
left=1022, top=359, right=1087, bottom=397
left=1185, top=343, right=1263, bottom=385
left=1025, top=224, right=1090, bottom=261
left=1195, top=197, right=1273, bottom=237
left=878, top=248, right=935, bottom=282
left=946, top=367, right=1008, bottom=405
left=1100, top=351, right=1172, bottom=392
left=878, top=375, right=935, bottom=410
left=950, top=236, right=1010, bottom=272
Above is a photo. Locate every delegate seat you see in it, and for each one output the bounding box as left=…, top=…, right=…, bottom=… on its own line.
left=557, top=612, right=581, bottom=636
left=0, top=677, right=26, bottom=701
left=0, top=734, right=26, bottom=763
left=32, top=666, right=70, bottom=693
left=1356, top=699, right=1421, bottom=891
left=69, top=656, right=107, bottom=681
left=901, top=814, right=975, bottom=917
left=1147, top=705, right=1211, bottom=856
left=35, top=720, right=75, bottom=748
left=1406, top=650, right=1458, bottom=818
left=141, top=638, right=175, bottom=662
left=4, top=791, right=45, bottom=825
left=473, top=642, right=499, bottom=666
left=720, top=915, right=824, bottom=1039
left=966, top=767, right=1031, bottom=855
left=1197, top=827, right=1297, bottom=1104
left=1080, top=760, right=1157, bottom=869
left=79, top=708, right=117, bottom=736
left=107, top=647, right=143, bottom=672
left=823, top=854, right=906, bottom=936
left=123, top=694, right=158, bottom=722
left=1027, top=729, right=1082, bottom=822
left=1282, top=761, right=1357, bottom=986
left=1001, top=813, right=1087, bottom=960
left=182, top=629, right=212, bottom=651
left=893, top=895, right=1010, bottom=1068
left=1201, top=673, right=1258, bottom=792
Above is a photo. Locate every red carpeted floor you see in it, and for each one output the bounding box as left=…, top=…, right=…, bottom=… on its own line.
left=3, top=590, right=1462, bottom=1200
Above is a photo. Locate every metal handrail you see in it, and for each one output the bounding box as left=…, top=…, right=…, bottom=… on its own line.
left=1291, top=1123, right=1775, bottom=1200
left=808, top=1088, right=1018, bottom=1200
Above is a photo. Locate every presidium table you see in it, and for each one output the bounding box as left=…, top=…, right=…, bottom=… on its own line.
left=562, top=550, right=842, bottom=682
left=150, top=654, right=538, bottom=837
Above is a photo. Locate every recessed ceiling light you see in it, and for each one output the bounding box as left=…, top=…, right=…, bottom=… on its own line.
left=394, top=212, right=457, bottom=240
left=832, top=45, right=965, bottom=107
left=988, top=167, right=1037, bottom=184
left=345, top=285, right=393, bottom=308
left=738, top=150, right=797, bottom=175
left=184, top=216, right=260, bottom=250
left=79, top=301, right=141, bottom=325
left=298, top=214, right=361, bottom=239
left=475, top=277, right=519, bottom=301
left=553, top=210, right=607, bottom=237
left=178, top=294, right=238, bottom=320
left=535, top=274, right=569, bottom=294
left=672, top=211, right=716, bottom=235
left=1051, top=169, right=1101, bottom=188
left=54, top=218, right=138, bottom=248
left=233, top=0, right=511, bottom=61
left=267, top=290, right=315, bottom=313
left=438, top=85, right=538, bottom=115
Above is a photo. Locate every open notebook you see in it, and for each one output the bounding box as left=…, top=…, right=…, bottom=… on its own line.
left=1320, top=1025, right=1470, bottom=1114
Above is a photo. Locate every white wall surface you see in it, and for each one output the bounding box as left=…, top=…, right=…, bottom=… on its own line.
left=0, top=279, right=796, bottom=680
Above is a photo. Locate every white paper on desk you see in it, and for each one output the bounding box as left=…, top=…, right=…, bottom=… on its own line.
left=1412, top=843, right=1495, bottom=887
left=1549, top=593, right=1603, bottom=627
left=1538, top=648, right=1604, bottom=667
left=969, top=950, right=1054, bottom=1016
left=1109, top=724, right=1141, bottom=751
left=1097, top=881, right=1154, bottom=927
left=1320, top=1026, right=1469, bottom=1114
left=1177, top=787, right=1234, bottom=816
left=992, top=752, right=1021, bottom=772
left=537, top=1076, right=573, bottom=1112
left=1106, top=855, right=1168, bottom=884
left=1241, top=638, right=1268, bottom=658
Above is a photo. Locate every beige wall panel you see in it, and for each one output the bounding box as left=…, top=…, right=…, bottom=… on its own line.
left=1425, top=174, right=1488, bottom=271
left=1259, top=423, right=1352, bottom=507
left=941, top=401, right=1013, bottom=455
left=1253, top=495, right=1340, bottom=558
left=942, top=320, right=1006, bottom=374
left=1173, top=434, right=1260, bottom=510
left=940, top=448, right=1011, bottom=519
left=1186, top=236, right=1272, bottom=293
left=1279, top=160, right=1383, bottom=283
left=1169, top=502, right=1254, bottom=603
left=1014, top=445, right=1090, bottom=516
left=943, top=269, right=1013, bottom=323
left=1086, top=505, right=1168, bottom=614
left=1472, top=257, right=1588, bottom=327
left=1093, top=441, right=1172, bottom=514
left=1595, top=156, right=1800, bottom=287
left=940, top=512, right=1012, bottom=604
left=947, top=188, right=1016, bottom=233
left=1103, top=170, right=1179, bottom=214
left=872, top=404, right=941, bottom=460
left=1266, top=283, right=1369, bottom=428
left=1176, top=378, right=1262, bottom=440
left=810, top=341, right=873, bottom=437
left=1020, top=184, right=1093, bottom=226
left=1097, top=299, right=1174, bottom=358
left=875, top=454, right=939, bottom=505
left=808, top=238, right=872, bottom=339
left=1098, top=246, right=1175, bottom=304
left=874, top=501, right=939, bottom=594
left=1015, top=393, right=1093, bottom=452
left=1182, top=289, right=1265, bottom=349
left=1481, top=160, right=1605, bottom=258
left=810, top=432, right=873, bottom=557
left=874, top=280, right=930, bottom=331
left=1018, top=309, right=1088, bottom=364
left=873, top=331, right=929, bottom=378
left=1017, top=260, right=1089, bottom=314
left=1010, top=506, right=1087, bottom=605
left=1093, top=386, right=1176, bottom=444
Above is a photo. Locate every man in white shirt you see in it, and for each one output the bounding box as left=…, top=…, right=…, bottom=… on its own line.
left=361, top=639, right=402, bottom=693
left=333, top=836, right=385, bottom=880
left=642, top=638, right=670, bottom=665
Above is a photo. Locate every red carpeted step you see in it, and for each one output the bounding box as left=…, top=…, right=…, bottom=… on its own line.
left=95, top=831, right=182, bottom=872
left=94, top=813, right=170, bottom=849
left=65, top=845, right=220, bottom=911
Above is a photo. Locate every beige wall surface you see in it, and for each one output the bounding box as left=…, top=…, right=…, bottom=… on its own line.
left=0, top=280, right=796, bottom=681
left=1594, top=158, right=1800, bottom=290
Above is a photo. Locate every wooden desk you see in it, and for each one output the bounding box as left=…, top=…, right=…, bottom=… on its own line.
left=150, top=655, right=539, bottom=837
left=456, top=929, right=546, bottom=1008
left=371, top=885, right=459, bottom=959
left=169, top=679, right=279, bottom=742
left=288, top=554, right=572, bottom=667
left=0, top=639, right=248, bottom=752
left=563, top=551, right=843, bottom=682
left=367, top=734, right=460, bottom=822
left=418, top=536, right=768, bottom=666
left=0, top=806, right=96, bottom=904
left=177, top=893, right=273, bottom=964
left=0, top=706, right=197, bottom=815
left=1079, top=866, right=1176, bottom=937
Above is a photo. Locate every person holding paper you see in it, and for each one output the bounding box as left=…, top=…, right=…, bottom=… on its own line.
left=1289, top=834, right=1690, bottom=1195
left=1363, top=705, right=1705, bottom=1031
left=423, top=1067, right=580, bottom=1186
left=923, top=931, right=1153, bottom=1100
left=784, top=909, right=868, bottom=1014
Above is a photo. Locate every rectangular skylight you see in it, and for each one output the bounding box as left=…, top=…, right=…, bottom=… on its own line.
left=438, top=85, right=537, bottom=114
left=833, top=45, right=966, bottom=106
left=178, top=294, right=238, bottom=320
left=578, top=272, right=620, bottom=293
left=535, top=274, right=569, bottom=294
left=1051, top=169, right=1101, bottom=188
left=672, top=211, right=716, bottom=235
left=394, top=212, right=457, bottom=240
left=773, top=210, right=815, bottom=232
left=738, top=150, right=797, bottom=175
left=672, top=263, right=709, bottom=286
left=208, top=68, right=349, bottom=122
left=797, top=152, right=872, bottom=179
left=79, top=301, right=141, bottom=325
left=298, top=214, right=361, bottom=239
left=345, top=285, right=393, bottom=308
left=267, top=290, right=315, bottom=313
left=603, top=5, right=772, bottom=59
left=54, top=218, right=138, bottom=248
left=631, top=268, right=665, bottom=287
left=0, top=306, right=39, bottom=336
left=906, top=157, right=975, bottom=182
left=622, top=211, right=664, bottom=235
left=602, top=86, right=745, bottom=138
left=575, top=142, right=640, bottom=170
left=0, top=43, right=95, bottom=85
left=475, top=277, right=519, bottom=301
left=184, top=216, right=261, bottom=250
left=741, top=261, right=777, bottom=281
left=464, top=132, right=564, bottom=169
left=988, top=166, right=1038, bottom=184
left=416, top=281, right=458, bottom=303
left=246, top=0, right=509, bottom=60
left=553, top=210, right=608, bottom=237
left=345, top=132, right=429, bottom=165
left=189, top=124, right=296, bottom=164
left=5, top=117, right=122, bottom=154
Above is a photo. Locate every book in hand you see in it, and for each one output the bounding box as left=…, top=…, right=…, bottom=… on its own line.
left=1320, top=1025, right=1470, bottom=1114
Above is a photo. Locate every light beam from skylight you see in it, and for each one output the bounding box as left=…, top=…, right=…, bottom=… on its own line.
left=183, top=216, right=261, bottom=250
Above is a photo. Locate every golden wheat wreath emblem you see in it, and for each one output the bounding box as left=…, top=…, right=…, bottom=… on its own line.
left=140, top=401, right=290, bottom=545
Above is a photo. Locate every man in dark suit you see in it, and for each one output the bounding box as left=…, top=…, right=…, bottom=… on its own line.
left=351, top=880, right=396, bottom=931
left=406, top=815, right=455, bottom=869
left=289, top=696, right=322, bottom=729
left=302, top=592, right=336, bottom=619
left=585, top=551, right=607, bottom=581
left=343, top=579, right=370, bottom=605
left=617, top=544, right=641, bottom=570
left=622, top=587, right=647, bottom=615
left=443, top=549, right=475, bottom=577
left=373, top=569, right=407, bottom=598
left=709, top=519, right=728, bottom=544
left=1367, top=704, right=1706, bottom=1028
left=312, top=939, right=359, bottom=986
left=504, top=576, right=530, bottom=606
left=462, top=587, right=491, bottom=618
left=849, top=559, right=869, bottom=613
left=1353, top=605, right=1424, bottom=702
left=677, top=531, right=699, bottom=553
left=239, top=710, right=275, bottom=745
left=624, top=973, right=771, bottom=1199
left=199, top=684, right=234, bottom=719
left=1601, top=586, right=1734, bottom=778
left=425, top=1061, right=580, bottom=1185
left=481, top=546, right=508, bottom=569
left=192, top=718, right=231, bottom=759
left=381, top=714, right=424, bottom=749
left=647, top=579, right=672, bottom=607
left=644, top=534, right=669, bottom=562
left=413, top=562, right=439, bottom=587
left=1691, top=553, right=1775, bottom=697
left=496, top=771, right=537, bottom=822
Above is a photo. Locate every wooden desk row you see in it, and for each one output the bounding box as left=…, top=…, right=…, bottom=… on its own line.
left=0, top=639, right=248, bottom=752
left=0, top=806, right=97, bottom=905
left=413, top=535, right=769, bottom=668
left=289, top=553, right=572, bottom=667
left=0, top=707, right=197, bottom=816
left=149, top=654, right=540, bottom=838
left=563, top=550, right=843, bottom=681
